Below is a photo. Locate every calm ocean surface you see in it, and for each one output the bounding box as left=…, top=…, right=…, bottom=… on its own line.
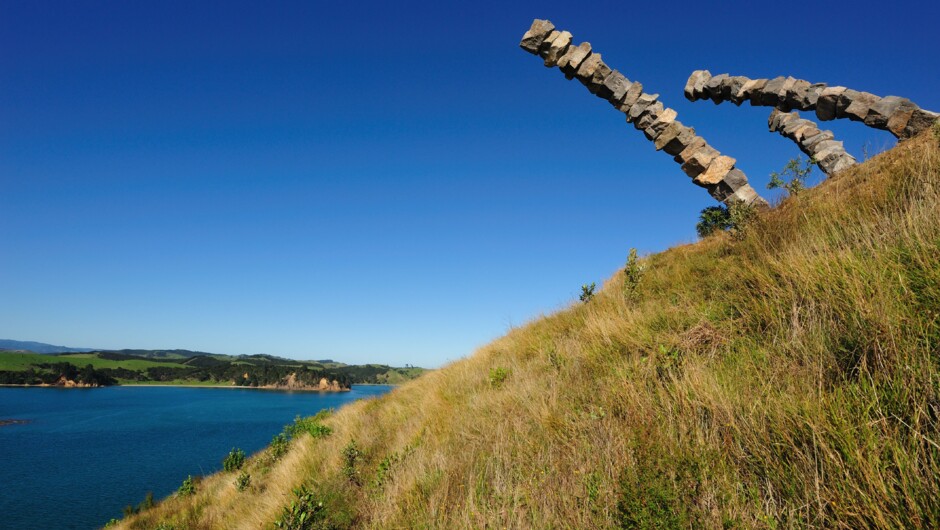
left=0, top=385, right=394, bottom=529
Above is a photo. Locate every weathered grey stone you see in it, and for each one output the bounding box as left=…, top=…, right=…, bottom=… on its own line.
left=830, top=156, right=857, bottom=174
left=803, top=83, right=827, bottom=108
left=674, top=136, right=707, bottom=163
left=887, top=101, right=917, bottom=137
left=653, top=121, right=682, bottom=150
left=864, top=95, right=906, bottom=128
left=815, top=86, right=846, bottom=121
left=747, top=79, right=769, bottom=106
left=589, top=61, right=613, bottom=96
left=618, top=82, right=644, bottom=112
left=902, top=108, right=940, bottom=139
left=718, top=76, right=737, bottom=101
left=558, top=42, right=592, bottom=77
left=694, top=155, right=736, bottom=186
left=802, top=127, right=821, bottom=140
left=812, top=140, right=845, bottom=160
left=705, top=74, right=729, bottom=103
left=661, top=123, right=696, bottom=155
left=706, top=180, right=733, bottom=198
left=835, top=89, right=863, bottom=118
left=681, top=146, right=719, bottom=178
left=769, top=109, right=795, bottom=130
left=792, top=124, right=818, bottom=143
left=636, top=101, right=665, bottom=131
left=543, top=31, right=572, bottom=67
left=784, top=79, right=811, bottom=109
left=520, top=19, right=556, bottom=54
left=575, top=53, right=604, bottom=84
left=685, top=70, right=710, bottom=101
left=693, top=70, right=711, bottom=100
left=538, top=31, right=561, bottom=57
left=603, top=70, right=630, bottom=104
left=728, top=184, right=763, bottom=206
left=843, top=92, right=879, bottom=122
left=761, top=77, right=787, bottom=106
left=727, top=76, right=748, bottom=105
left=723, top=168, right=749, bottom=191
left=803, top=130, right=834, bottom=151
left=627, top=93, right=658, bottom=123
left=778, top=77, right=797, bottom=100
left=782, top=118, right=812, bottom=136
left=736, top=78, right=762, bottom=102
left=647, top=108, right=678, bottom=135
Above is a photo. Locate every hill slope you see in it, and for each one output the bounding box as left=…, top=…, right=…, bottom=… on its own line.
left=120, top=132, right=940, bottom=529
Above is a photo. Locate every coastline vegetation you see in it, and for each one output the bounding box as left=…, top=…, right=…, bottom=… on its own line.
left=117, top=132, right=940, bottom=528
left=0, top=350, right=425, bottom=388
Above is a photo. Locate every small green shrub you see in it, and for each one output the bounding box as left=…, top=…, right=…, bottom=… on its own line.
left=235, top=471, right=251, bottom=492
left=342, top=440, right=363, bottom=485
left=223, top=447, right=246, bottom=472
left=697, top=201, right=757, bottom=240
left=696, top=205, right=732, bottom=238
left=622, top=248, right=643, bottom=301
left=727, top=200, right=758, bottom=240
left=768, top=155, right=816, bottom=196
left=284, top=414, right=333, bottom=440
left=655, top=344, right=683, bottom=380
left=488, top=367, right=510, bottom=388
left=372, top=452, right=402, bottom=489
left=177, top=475, right=197, bottom=497
left=580, top=282, right=596, bottom=303
left=270, top=433, right=290, bottom=461
left=273, top=485, right=326, bottom=529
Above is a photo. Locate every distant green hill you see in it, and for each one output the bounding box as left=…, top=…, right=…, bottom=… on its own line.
left=0, top=350, right=427, bottom=388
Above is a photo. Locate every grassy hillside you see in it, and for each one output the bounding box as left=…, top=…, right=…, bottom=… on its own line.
left=118, top=132, right=939, bottom=529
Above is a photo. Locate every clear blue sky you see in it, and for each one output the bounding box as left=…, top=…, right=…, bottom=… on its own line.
left=2, top=0, right=938, bottom=367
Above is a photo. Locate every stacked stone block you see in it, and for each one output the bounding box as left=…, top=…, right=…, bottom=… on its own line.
left=767, top=110, right=857, bottom=176
left=685, top=70, right=939, bottom=140
left=520, top=20, right=767, bottom=207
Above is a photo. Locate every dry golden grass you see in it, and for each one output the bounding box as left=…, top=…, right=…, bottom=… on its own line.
left=118, top=131, right=940, bottom=529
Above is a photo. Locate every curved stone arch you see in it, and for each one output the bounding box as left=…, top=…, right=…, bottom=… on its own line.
left=768, top=109, right=857, bottom=176
left=685, top=71, right=939, bottom=140
left=520, top=20, right=768, bottom=207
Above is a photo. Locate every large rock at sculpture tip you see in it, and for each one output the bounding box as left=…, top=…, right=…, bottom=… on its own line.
left=520, top=19, right=555, bottom=54
left=685, top=70, right=711, bottom=101
left=543, top=31, right=573, bottom=67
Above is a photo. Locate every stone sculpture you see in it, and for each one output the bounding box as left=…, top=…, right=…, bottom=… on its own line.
left=685, top=70, right=939, bottom=140
left=767, top=109, right=857, bottom=176
left=520, top=20, right=768, bottom=207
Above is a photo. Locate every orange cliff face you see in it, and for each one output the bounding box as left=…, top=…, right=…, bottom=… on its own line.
left=254, top=373, right=349, bottom=392
left=316, top=377, right=347, bottom=391
left=45, top=375, right=101, bottom=388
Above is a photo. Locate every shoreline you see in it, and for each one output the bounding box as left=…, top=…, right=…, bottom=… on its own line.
left=0, top=382, right=397, bottom=391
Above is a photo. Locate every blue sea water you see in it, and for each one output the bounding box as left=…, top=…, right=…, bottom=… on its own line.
left=0, top=385, right=393, bottom=529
